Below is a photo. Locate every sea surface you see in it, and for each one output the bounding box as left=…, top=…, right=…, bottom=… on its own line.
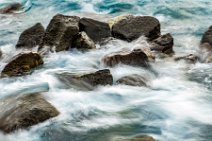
left=0, top=0, right=212, bottom=141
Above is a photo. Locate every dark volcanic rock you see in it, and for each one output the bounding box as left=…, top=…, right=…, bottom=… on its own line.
left=115, top=135, right=155, bottom=141
left=0, top=93, right=59, bottom=133
left=103, top=49, right=149, bottom=67
left=201, top=26, right=212, bottom=49
left=72, top=31, right=96, bottom=50
left=16, top=23, right=45, bottom=49
left=0, top=3, right=22, bottom=14
left=56, top=69, right=113, bottom=90
left=150, top=33, right=174, bottom=54
left=111, top=15, right=160, bottom=41
left=1, top=52, right=43, bottom=77
left=117, top=74, right=147, bottom=87
left=174, top=54, right=199, bottom=64
left=39, top=14, right=80, bottom=52
left=79, top=18, right=111, bottom=43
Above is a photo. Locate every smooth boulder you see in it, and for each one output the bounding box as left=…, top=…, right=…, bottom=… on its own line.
left=0, top=3, right=22, bottom=14
left=39, top=14, right=80, bottom=52
left=56, top=69, right=113, bottom=90
left=0, top=93, right=59, bottom=133
left=111, top=15, right=160, bottom=41
left=79, top=18, right=111, bottom=43
left=150, top=33, right=174, bottom=54
left=72, top=31, right=96, bottom=50
left=1, top=52, right=43, bottom=77
left=103, top=49, right=149, bottom=67
left=115, top=135, right=155, bottom=141
left=16, top=23, right=45, bottom=49
left=117, top=74, right=147, bottom=87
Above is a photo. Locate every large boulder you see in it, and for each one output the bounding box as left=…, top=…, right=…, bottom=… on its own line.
left=150, top=33, right=174, bottom=54
left=79, top=18, right=111, bottom=43
left=0, top=93, right=59, bottom=133
left=0, top=2, right=22, bottom=14
left=1, top=52, right=43, bottom=77
left=39, top=14, right=80, bottom=52
left=16, top=23, right=45, bottom=49
left=72, top=31, right=96, bottom=50
left=56, top=69, right=113, bottom=90
left=111, top=15, right=160, bottom=41
left=116, top=74, right=147, bottom=87
left=115, top=135, right=155, bottom=141
left=103, top=49, right=149, bottom=67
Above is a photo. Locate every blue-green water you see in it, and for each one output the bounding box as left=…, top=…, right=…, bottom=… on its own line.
left=0, top=0, right=212, bottom=141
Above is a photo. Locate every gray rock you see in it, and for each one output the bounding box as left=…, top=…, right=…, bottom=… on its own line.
left=103, top=49, right=149, bottom=67
left=16, top=23, right=45, bottom=49
left=174, top=54, right=199, bottom=64
left=72, top=31, right=96, bottom=50
left=1, top=52, right=43, bottom=77
left=39, top=14, right=80, bottom=53
left=79, top=18, right=111, bottom=43
left=0, top=2, right=22, bottom=14
left=115, top=135, right=155, bottom=141
left=201, top=26, right=212, bottom=50
left=111, top=15, right=160, bottom=41
left=0, top=93, right=59, bottom=133
left=117, top=74, right=147, bottom=87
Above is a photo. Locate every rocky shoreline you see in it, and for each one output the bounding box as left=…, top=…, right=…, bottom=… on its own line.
left=0, top=12, right=211, bottom=141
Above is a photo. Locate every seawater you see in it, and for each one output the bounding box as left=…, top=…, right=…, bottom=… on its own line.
left=0, top=0, right=212, bottom=141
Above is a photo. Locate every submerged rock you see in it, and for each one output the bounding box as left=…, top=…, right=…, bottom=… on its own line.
left=0, top=93, right=59, bottom=133
left=56, top=69, right=113, bottom=90
left=150, top=33, right=174, bottom=54
left=72, top=31, right=96, bottom=50
left=79, top=18, right=111, bottom=43
left=39, top=14, right=80, bottom=52
left=103, top=49, right=149, bottom=67
left=111, top=15, right=160, bottom=41
left=174, top=54, right=199, bottom=64
left=115, top=135, right=155, bottom=141
left=16, top=23, right=45, bottom=49
left=117, top=74, right=147, bottom=87
left=1, top=52, right=43, bottom=77
left=0, top=3, right=22, bottom=14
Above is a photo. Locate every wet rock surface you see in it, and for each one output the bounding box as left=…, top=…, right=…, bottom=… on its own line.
left=174, top=54, right=199, bottom=64
left=16, top=23, right=45, bottom=49
left=114, top=135, right=155, bottom=141
left=56, top=69, right=113, bottom=90
left=103, top=49, right=149, bottom=67
left=39, top=14, right=80, bottom=52
left=117, top=74, right=147, bottom=87
left=1, top=52, right=43, bottom=77
left=0, top=3, right=22, bottom=14
left=0, top=93, right=59, bottom=133
left=79, top=17, right=111, bottom=43
left=111, top=15, right=160, bottom=41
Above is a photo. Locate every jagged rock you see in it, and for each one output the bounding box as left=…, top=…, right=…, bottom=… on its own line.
left=117, top=74, right=147, bottom=87
left=16, top=23, right=45, bottom=49
left=79, top=18, right=111, bottom=43
left=1, top=52, right=43, bottom=77
left=39, top=14, right=80, bottom=52
left=72, top=31, right=96, bottom=50
left=150, top=33, right=174, bottom=54
left=0, top=93, right=59, bottom=133
left=0, top=2, right=22, bottom=14
left=111, top=15, right=160, bottom=41
left=174, top=54, right=199, bottom=64
left=115, top=135, right=155, bottom=141
left=56, top=69, right=113, bottom=90
left=103, top=49, right=149, bottom=67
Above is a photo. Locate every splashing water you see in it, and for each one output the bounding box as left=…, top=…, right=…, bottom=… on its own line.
left=0, top=0, right=212, bottom=141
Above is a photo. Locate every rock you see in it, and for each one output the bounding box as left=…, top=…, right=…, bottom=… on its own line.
left=0, top=93, right=59, bottom=133
left=56, top=69, right=113, bottom=90
left=39, top=14, right=80, bottom=52
left=111, top=15, right=160, bottom=41
left=103, top=49, right=149, bottom=67
left=0, top=49, right=2, bottom=58
left=1, top=52, right=43, bottom=77
left=141, top=48, right=155, bottom=62
left=0, top=3, right=22, bottom=14
left=72, top=31, right=96, bottom=50
left=108, top=15, right=131, bottom=29
left=79, top=17, right=111, bottom=43
left=16, top=23, right=45, bottom=49
left=174, top=54, right=199, bottom=64
left=201, top=26, right=212, bottom=50
left=117, top=74, right=147, bottom=87
left=115, top=135, right=155, bottom=141
left=150, top=33, right=174, bottom=54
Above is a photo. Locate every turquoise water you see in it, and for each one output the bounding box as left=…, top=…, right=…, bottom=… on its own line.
left=0, top=0, right=212, bottom=141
